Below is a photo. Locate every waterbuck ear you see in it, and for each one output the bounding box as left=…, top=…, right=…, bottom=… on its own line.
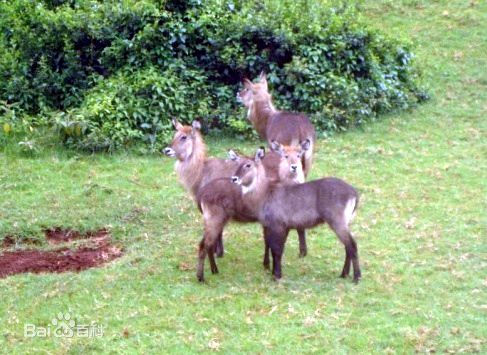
left=300, top=138, right=311, bottom=152
left=259, top=72, right=268, bottom=88
left=255, top=146, right=265, bottom=162
left=191, top=120, right=201, bottom=134
left=270, top=140, right=283, bottom=155
left=227, top=150, right=239, bottom=161
left=243, top=78, right=253, bottom=89
left=172, top=118, right=183, bottom=130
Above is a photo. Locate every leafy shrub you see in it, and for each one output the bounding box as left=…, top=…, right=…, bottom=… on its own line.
left=0, top=0, right=428, bottom=150
left=54, top=64, right=213, bottom=151
left=0, top=0, right=160, bottom=112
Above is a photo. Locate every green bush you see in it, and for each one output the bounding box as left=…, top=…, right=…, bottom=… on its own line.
left=0, top=0, right=428, bottom=150
left=0, top=0, right=161, bottom=111
left=54, top=64, right=213, bottom=151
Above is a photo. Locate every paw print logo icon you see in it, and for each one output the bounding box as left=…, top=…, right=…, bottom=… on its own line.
left=52, top=312, right=75, bottom=338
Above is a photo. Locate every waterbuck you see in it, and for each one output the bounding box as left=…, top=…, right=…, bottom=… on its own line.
left=196, top=142, right=310, bottom=282
left=232, top=150, right=361, bottom=283
left=163, top=119, right=244, bottom=257
left=237, top=72, right=316, bottom=177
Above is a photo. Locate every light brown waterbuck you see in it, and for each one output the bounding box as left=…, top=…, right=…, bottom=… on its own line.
left=237, top=72, right=316, bottom=177
left=164, top=119, right=243, bottom=257
left=232, top=150, right=362, bottom=283
left=195, top=142, right=310, bottom=282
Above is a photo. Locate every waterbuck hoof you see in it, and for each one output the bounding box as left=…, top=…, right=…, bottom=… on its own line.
left=263, top=262, right=270, bottom=270
left=197, top=273, right=205, bottom=282
left=353, top=272, right=362, bottom=284
left=272, top=274, right=282, bottom=281
left=299, top=250, right=307, bottom=258
left=211, top=267, right=219, bottom=274
left=340, top=268, right=351, bottom=278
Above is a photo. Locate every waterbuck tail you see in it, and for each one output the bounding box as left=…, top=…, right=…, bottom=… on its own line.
left=344, top=197, right=358, bottom=226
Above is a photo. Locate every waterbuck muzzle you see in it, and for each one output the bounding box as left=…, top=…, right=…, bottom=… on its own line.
left=164, top=147, right=175, bottom=157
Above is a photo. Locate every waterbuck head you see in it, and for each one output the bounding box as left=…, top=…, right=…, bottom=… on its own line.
left=236, top=72, right=272, bottom=109
left=232, top=140, right=309, bottom=193
left=231, top=147, right=265, bottom=193
left=271, top=139, right=310, bottom=183
left=164, top=119, right=202, bottom=161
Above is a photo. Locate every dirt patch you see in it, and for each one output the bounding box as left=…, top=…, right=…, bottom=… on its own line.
left=0, top=228, right=122, bottom=278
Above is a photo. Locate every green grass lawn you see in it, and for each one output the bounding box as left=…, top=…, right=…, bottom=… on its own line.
left=1, top=0, right=486, bottom=353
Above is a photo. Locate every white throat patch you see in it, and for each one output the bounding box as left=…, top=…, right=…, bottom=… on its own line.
left=241, top=178, right=257, bottom=195
left=246, top=99, right=254, bottom=119
left=294, top=169, right=305, bottom=184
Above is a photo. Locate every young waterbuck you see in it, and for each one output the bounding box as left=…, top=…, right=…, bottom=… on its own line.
left=237, top=72, right=316, bottom=177
left=232, top=150, right=361, bottom=283
left=196, top=142, right=310, bottom=282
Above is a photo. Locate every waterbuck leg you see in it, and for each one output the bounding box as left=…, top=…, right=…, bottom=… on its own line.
left=208, top=242, right=219, bottom=274
left=264, top=243, right=270, bottom=270
left=197, top=237, right=207, bottom=282
left=268, top=228, right=288, bottom=280
left=262, top=227, right=271, bottom=270
left=297, top=228, right=307, bottom=257
left=340, top=252, right=351, bottom=278
left=349, top=235, right=361, bottom=283
left=331, top=221, right=361, bottom=283
left=198, top=204, right=227, bottom=281
left=263, top=227, right=271, bottom=270
left=271, top=249, right=282, bottom=280
left=205, top=224, right=225, bottom=278
left=215, top=233, right=224, bottom=258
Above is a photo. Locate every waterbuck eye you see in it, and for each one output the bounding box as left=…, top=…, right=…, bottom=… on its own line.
left=245, top=163, right=251, bottom=168
left=180, top=135, right=187, bottom=141
left=284, top=155, right=289, bottom=159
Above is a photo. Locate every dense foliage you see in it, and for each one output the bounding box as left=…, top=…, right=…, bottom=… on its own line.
left=0, top=0, right=428, bottom=151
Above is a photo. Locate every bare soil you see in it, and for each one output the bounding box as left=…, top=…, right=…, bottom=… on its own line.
left=0, top=228, right=122, bottom=278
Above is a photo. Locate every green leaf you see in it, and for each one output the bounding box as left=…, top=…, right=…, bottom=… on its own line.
left=3, top=123, right=11, bottom=134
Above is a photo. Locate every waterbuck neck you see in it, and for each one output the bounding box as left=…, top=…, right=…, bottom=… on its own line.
left=175, top=131, right=207, bottom=198
left=248, top=96, right=277, bottom=140
left=241, top=163, right=271, bottom=212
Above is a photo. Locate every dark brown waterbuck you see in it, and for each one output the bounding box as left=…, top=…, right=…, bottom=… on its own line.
left=195, top=142, right=310, bottom=282
left=237, top=72, right=316, bottom=177
left=232, top=150, right=362, bottom=283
